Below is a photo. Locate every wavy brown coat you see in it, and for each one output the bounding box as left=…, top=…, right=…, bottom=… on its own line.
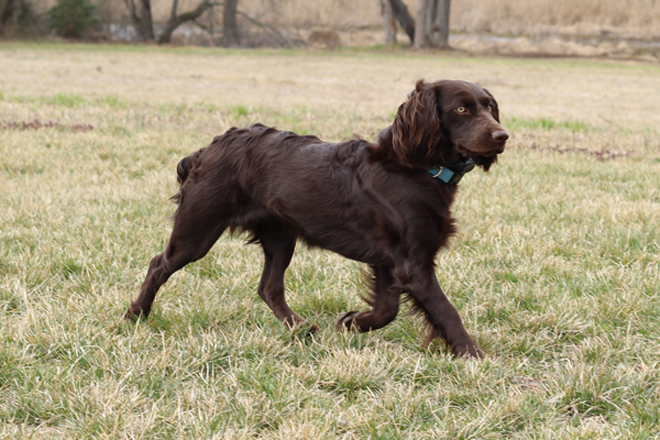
left=126, top=79, right=509, bottom=358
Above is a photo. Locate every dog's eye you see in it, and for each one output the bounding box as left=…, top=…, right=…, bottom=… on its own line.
left=487, top=105, right=494, bottom=112
left=456, top=106, right=467, bottom=113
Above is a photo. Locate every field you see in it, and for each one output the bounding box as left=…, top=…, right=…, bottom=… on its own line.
left=1, top=43, right=660, bottom=438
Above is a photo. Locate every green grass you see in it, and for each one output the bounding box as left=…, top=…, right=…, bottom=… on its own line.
left=505, top=117, right=589, bottom=133
left=1, top=43, right=660, bottom=439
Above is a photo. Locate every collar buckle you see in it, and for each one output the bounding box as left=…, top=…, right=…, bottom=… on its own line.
left=427, top=157, right=476, bottom=185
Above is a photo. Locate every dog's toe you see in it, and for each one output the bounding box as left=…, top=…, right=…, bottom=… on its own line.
left=124, top=305, right=149, bottom=322
left=453, top=343, right=485, bottom=360
left=124, top=309, right=139, bottom=322
left=288, top=322, right=319, bottom=339
left=307, top=323, right=320, bottom=335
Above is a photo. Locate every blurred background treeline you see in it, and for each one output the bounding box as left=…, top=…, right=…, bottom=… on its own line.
left=1, top=0, right=660, bottom=60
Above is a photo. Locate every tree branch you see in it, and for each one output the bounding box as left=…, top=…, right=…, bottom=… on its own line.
left=154, top=0, right=300, bottom=48
left=157, top=0, right=215, bottom=43
left=122, top=0, right=139, bottom=25
left=192, top=18, right=211, bottom=33
left=387, top=0, right=415, bottom=42
left=169, top=0, right=179, bottom=22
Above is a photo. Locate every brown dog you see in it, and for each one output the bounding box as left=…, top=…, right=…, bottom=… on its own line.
left=126, top=80, right=508, bottom=358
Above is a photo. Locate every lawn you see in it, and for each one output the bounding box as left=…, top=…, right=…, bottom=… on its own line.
left=1, top=43, right=659, bottom=439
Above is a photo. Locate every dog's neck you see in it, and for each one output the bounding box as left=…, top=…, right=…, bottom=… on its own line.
left=427, top=157, right=476, bottom=185
left=377, top=126, right=476, bottom=185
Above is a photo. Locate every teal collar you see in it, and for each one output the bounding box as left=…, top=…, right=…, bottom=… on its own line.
left=427, top=157, right=476, bottom=185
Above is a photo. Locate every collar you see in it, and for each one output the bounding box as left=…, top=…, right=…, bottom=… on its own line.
left=427, top=157, right=476, bottom=185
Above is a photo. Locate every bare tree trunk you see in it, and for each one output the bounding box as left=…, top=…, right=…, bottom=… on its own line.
left=414, top=0, right=430, bottom=48
left=1, top=0, right=15, bottom=32
left=430, top=0, right=451, bottom=49
left=1, top=0, right=35, bottom=35
left=415, top=0, right=451, bottom=49
left=387, top=0, right=414, bottom=43
left=223, top=0, right=239, bottom=47
left=379, top=0, right=397, bottom=44
left=158, top=0, right=213, bottom=44
left=138, top=0, right=155, bottom=41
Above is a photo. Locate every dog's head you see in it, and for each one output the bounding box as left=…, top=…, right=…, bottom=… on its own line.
left=390, top=79, right=508, bottom=171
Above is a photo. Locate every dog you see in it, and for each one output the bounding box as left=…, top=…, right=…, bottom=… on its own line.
left=126, top=79, right=508, bottom=358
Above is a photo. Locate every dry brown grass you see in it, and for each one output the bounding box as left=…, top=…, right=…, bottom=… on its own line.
left=1, top=43, right=660, bottom=438
left=3, top=44, right=659, bottom=133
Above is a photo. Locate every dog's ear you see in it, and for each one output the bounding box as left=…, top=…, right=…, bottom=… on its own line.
left=391, top=80, right=449, bottom=168
left=483, top=87, right=500, bottom=122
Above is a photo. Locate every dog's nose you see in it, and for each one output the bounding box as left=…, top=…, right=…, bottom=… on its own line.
left=492, top=130, right=509, bottom=143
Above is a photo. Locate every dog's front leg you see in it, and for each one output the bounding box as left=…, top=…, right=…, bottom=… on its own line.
left=395, top=264, right=484, bottom=359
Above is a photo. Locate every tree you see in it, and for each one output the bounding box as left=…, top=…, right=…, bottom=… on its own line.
left=386, top=0, right=414, bottom=42
left=222, top=0, right=238, bottom=46
left=121, top=0, right=293, bottom=48
left=158, top=0, right=214, bottom=44
left=386, top=0, right=452, bottom=49
left=0, top=0, right=15, bottom=32
left=123, top=0, right=215, bottom=43
left=123, top=0, right=154, bottom=41
left=379, top=0, right=396, bottom=44
left=1, top=0, right=35, bottom=35
left=414, top=0, right=451, bottom=49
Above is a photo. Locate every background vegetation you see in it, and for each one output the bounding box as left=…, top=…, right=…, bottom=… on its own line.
left=1, top=43, right=659, bottom=438
left=1, top=0, right=659, bottom=60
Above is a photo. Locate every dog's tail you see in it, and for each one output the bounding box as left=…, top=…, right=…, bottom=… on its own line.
left=176, top=155, right=194, bottom=186
left=171, top=151, right=199, bottom=205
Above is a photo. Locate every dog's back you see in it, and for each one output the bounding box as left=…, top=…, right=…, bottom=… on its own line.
left=175, top=124, right=325, bottom=189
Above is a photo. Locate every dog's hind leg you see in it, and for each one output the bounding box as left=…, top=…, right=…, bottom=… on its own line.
left=337, top=265, right=400, bottom=332
left=125, top=202, right=227, bottom=320
left=255, top=224, right=317, bottom=333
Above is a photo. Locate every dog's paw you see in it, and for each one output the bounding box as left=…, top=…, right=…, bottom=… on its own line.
left=306, top=323, right=320, bottom=335
left=336, top=311, right=362, bottom=331
left=124, top=305, right=148, bottom=322
left=287, top=322, right=319, bottom=339
left=453, top=343, right=485, bottom=360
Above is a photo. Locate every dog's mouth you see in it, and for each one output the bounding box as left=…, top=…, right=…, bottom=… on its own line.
left=454, top=143, right=505, bottom=158
left=451, top=129, right=508, bottom=159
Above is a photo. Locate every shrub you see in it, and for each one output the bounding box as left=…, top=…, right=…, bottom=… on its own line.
left=47, top=0, right=98, bottom=39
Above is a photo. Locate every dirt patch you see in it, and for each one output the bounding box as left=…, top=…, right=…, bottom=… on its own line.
left=1, top=119, right=94, bottom=132
left=522, top=142, right=634, bottom=161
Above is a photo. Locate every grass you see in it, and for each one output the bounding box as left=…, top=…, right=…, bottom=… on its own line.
left=1, top=43, right=660, bottom=439
left=505, top=117, right=589, bottom=133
